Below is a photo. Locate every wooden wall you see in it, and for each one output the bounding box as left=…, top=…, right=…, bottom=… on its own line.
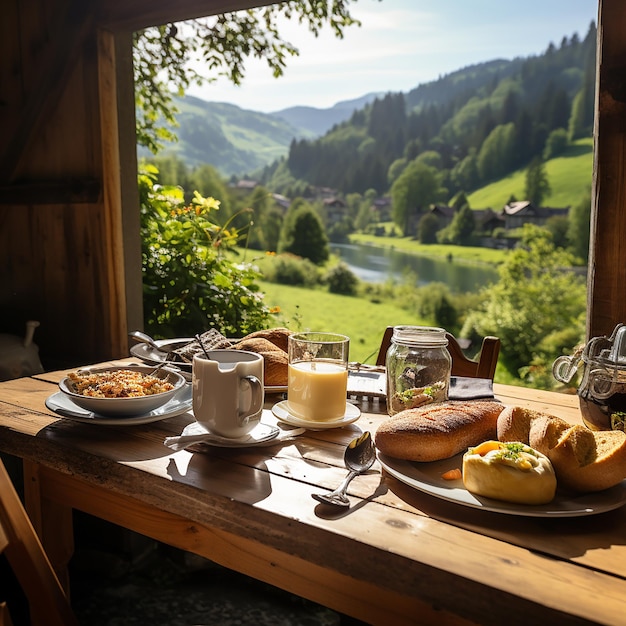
left=0, top=0, right=265, bottom=369
left=588, top=0, right=626, bottom=338
left=0, top=0, right=624, bottom=370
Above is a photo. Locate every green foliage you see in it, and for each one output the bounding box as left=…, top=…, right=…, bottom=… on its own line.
left=418, top=213, right=440, bottom=244
left=463, top=225, right=586, bottom=378
left=325, top=263, right=359, bottom=296
left=567, top=191, right=592, bottom=262
left=138, top=163, right=272, bottom=338
left=543, top=128, right=569, bottom=160
left=391, top=160, right=444, bottom=235
left=412, top=283, right=459, bottom=331
left=278, top=199, right=329, bottom=264
left=438, top=205, right=476, bottom=245
left=525, top=157, right=551, bottom=206
left=262, top=252, right=321, bottom=287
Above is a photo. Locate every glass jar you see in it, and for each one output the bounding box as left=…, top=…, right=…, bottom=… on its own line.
left=385, top=326, right=452, bottom=416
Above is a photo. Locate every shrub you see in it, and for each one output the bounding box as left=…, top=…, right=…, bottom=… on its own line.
left=139, top=163, right=272, bottom=338
left=265, top=253, right=320, bottom=287
left=325, top=263, right=359, bottom=295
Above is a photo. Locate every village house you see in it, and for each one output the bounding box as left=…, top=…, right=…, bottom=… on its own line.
left=501, top=200, right=570, bottom=230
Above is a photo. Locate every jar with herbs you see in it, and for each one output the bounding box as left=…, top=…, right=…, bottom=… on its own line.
left=385, top=325, right=452, bottom=416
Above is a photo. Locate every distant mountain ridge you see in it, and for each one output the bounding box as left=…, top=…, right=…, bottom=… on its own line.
left=140, top=92, right=384, bottom=177
left=269, top=92, right=384, bottom=136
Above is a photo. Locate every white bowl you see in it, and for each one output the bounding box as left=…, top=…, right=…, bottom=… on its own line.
left=58, top=365, right=186, bottom=416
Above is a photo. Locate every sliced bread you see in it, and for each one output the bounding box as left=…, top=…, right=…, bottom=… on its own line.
left=497, top=406, right=626, bottom=493
left=548, top=425, right=626, bottom=492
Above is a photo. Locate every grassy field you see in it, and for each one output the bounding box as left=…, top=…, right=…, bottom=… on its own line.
left=348, top=233, right=508, bottom=265
left=259, top=281, right=428, bottom=364
left=467, top=138, right=593, bottom=209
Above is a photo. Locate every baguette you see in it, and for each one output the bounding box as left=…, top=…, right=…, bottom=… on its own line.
left=375, top=401, right=505, bottom=462
left=497, top=406, right=626, bottom=492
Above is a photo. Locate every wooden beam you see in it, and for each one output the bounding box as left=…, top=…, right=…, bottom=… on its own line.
left=0, top=0, right=95, bottom=181
left=0, top=179, right=101, bottom=205
left=588, top=0, right=626, bottom=338
left=97, top=0, right=280, bottom=31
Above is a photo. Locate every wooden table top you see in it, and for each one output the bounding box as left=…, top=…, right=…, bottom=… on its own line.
left=1, top=361, right=625, bottom=626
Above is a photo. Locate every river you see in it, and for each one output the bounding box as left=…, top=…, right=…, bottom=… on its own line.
left=330, top=243, right=499, bottom=294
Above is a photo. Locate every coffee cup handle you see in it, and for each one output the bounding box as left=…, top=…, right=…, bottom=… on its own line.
left=238, top=375, right=263, bottom=425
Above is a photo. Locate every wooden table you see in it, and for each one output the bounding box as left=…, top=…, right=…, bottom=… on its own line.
left=1, top=362, right=626, bottom=626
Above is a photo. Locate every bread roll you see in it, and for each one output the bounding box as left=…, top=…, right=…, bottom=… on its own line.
left=497, top=406, right=626, bottom=492
left=261, top=349, right=289, bottom=387
left=375, top=401, right=505, bottom=462
left=232, top=337, right=282, bottom=354
left=462, top=441, right=556, bottom=505
left=240, top=328, right=293, bottom=353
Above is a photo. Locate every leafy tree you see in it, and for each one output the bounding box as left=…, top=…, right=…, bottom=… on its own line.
left=418, top=213, right=440, bottom=244
left=543, top=128, right=569, bottom=160
left=477, top=123, right=515, bottom=181
left=567, top=191, right=592, bottom=262
left=440, top=205, right=476, bottom=245
left=525, top=157, right=551, bottom=206
left=133, top=1, right=366, bottom=151
left=279, top=200, right=329, bottom=265
left=544, top=215, right=569, bottom=249
left=391, top=160, right=443, bottom=235
left=463, top=225, right=586, bottom=378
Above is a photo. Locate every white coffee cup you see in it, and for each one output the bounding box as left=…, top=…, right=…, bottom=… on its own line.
left=192, top=350, right=264, bottom=438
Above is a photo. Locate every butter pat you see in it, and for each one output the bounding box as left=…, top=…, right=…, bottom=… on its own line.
left=463, top=441, right=557, bottom=505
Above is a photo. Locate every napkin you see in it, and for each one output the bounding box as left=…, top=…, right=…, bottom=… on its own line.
left=448, top=376, right=495, bottom=400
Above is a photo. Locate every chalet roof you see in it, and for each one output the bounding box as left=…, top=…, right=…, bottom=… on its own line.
left=502, top=201, right=569, bottom=218
left=323, top=197, right=346, bottom=208
left=430, top=204, right=455, bottom=218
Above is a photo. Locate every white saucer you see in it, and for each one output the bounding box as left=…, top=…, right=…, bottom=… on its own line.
left=45, top=386, right=192, bottom=425
left=179, top=420, right=280, bottom=448
left=271, top=400, right=361, bottom=430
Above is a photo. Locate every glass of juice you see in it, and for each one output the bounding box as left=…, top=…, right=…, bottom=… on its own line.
left=287, top=332, right=349, bottom=422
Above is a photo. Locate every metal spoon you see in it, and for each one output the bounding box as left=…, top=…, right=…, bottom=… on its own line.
left=312, top=431, right=376, bottom=507
left=128, top=330, right=166, bottom=353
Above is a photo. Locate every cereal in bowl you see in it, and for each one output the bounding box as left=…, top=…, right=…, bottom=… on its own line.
left=68, top=369, right=175, bottom=398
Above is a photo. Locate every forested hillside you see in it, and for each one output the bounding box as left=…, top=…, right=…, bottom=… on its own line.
left=259, top=23, right=596, bottom=205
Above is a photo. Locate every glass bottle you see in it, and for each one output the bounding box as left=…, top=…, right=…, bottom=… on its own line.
left=385, top=325, right=452, bottom=416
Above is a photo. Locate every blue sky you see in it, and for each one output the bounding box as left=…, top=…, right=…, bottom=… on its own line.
left=187, top=0, right=598, bottom=113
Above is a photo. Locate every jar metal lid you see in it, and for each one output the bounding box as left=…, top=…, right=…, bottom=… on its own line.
left=391, top=325, right=448, bottom=347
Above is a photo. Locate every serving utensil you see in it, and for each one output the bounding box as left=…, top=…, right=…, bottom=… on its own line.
left=312, top=431, right=376, bottom=507
left=128, top=330, right=166, bottom=354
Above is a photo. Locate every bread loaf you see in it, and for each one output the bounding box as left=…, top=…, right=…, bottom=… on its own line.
left=261, top=349, right=289, bottom=387
left=497, top=406, right=626, bottom=492
left=375, top=401, right=505, bottom=462
left=240, top=328, right=293, bottom=353
left=232, top=337, right=283, bottom=354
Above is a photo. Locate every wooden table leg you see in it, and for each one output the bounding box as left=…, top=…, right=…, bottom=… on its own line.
left=22, top=461, right=74, bottom=595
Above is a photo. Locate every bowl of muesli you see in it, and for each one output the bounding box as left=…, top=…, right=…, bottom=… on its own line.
left=59, top=365, right=187, bottom=416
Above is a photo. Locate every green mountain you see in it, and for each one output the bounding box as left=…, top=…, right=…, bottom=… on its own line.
left=138, top=96, right=316, bottom=177
left=261, top=23, right=596, bottom=202
left=142, top=94, right=382, bottom=177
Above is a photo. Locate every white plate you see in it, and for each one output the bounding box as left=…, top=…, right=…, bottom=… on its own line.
left=130, top=338, right=287, bottom=393
left=378, top=453, right=626, bottom=517
left=45, top=386, right=192, bottom=425
left=271, top=400, right=361, bottom=430
left=174, top=421, right=281, bottom=448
